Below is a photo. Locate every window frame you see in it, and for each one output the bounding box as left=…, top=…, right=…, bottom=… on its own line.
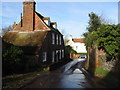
left=52, top=33, right=55, bottom=44
left=43, top=52, right=47, bottom=62
left=56, top=34, right=58, bottom=45
left=59, top=50, right=61, bottom=59
left=52, top=51, right=55, bottom=63
left=59, top=35, right=61, bottom=45
left=62, top=49, right=64, bottom=58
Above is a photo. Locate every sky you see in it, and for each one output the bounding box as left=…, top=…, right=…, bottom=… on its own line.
left=0, top=0, right=118, bottom=38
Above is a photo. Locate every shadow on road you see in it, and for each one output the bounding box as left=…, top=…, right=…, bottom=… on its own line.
left=22, top=59, right=92, bottom=88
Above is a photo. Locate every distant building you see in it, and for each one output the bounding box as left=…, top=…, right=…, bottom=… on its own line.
left=72, top=38, right=87, bottom=53
left=65, top=35, right=87, bottom=54
left=65, top=35, right=74, bottom=48
left=3, top=0, right=65, bottom=67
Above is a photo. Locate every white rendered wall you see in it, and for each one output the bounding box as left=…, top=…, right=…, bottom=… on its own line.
left=73, top=42, right=87, bottom=53
left=65, top=35, right=87, bottom=53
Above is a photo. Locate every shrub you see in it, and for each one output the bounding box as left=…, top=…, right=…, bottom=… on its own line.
left=3, top=45, right=24, bottom=76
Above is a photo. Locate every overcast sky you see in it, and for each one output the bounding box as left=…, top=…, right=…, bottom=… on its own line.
left=0, top=0, right=118, bottom=38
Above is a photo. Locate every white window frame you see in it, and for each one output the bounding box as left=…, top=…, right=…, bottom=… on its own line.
left=44, top=19, right=50, bottom=26
left=56, top=35, right=58, bottom=45
left=62, top=49, right=64, bottom=58
left=52, top=51, right=55, bottom=63
left=59, top=35, right=61, bottom=45
left=52, top=33, right=55, bottom=44
left=56, top=50, right=58, bottom=62
left=43, top=52, right=47, bottom=62
left=76, top=46, right=78, bottom=50
left=59, top=50, right=61, bottom=59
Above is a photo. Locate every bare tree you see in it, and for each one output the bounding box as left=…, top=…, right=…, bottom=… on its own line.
left=100, top=14, right=114, bottom=25
left=60, top=29, right=70, bottom=45
left=1, top=25, right=13, bottom=37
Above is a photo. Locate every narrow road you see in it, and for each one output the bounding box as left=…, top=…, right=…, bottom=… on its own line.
left=24, top=59, right=92, bottom=88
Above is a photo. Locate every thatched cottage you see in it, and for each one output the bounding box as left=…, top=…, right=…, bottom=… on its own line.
left=3, top=0, right=65, bottom=68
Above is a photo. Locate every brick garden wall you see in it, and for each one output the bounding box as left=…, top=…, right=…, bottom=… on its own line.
left=87, top=45, right=120, bottom=74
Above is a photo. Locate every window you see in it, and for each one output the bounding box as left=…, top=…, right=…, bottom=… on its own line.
left=43, top=52, right=47, bottom=62
left=52, top=33, right=55, bottom=44
left=56, top=50, right=58, bottom=62
left=62, top=50, right=64, bottom=58
left=59, top=36, right=61, bottom=45
left=76, top=46, right=78, bottom=50
left=59, top=50, right=61, bottom=59
left=56, top=35, right=58, bottom=45
left=52, top=51, right=55, bottom=63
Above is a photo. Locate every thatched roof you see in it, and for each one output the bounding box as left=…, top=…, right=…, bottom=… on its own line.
left=3, top=31, right=48, bottom=47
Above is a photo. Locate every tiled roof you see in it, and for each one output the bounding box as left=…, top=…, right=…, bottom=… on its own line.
left=72, top=38, right=85, bottom=43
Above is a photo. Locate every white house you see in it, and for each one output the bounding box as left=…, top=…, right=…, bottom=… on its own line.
left=65, top=35, right=87, bottom=53
left=72, top=38, right=87, bottom=53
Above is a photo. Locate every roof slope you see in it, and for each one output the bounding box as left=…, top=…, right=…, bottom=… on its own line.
left=34, top=12, right=50, bottom=30
left=3, top=0, right=63, bottom=48
left=3, top=31, right=48, bottom=47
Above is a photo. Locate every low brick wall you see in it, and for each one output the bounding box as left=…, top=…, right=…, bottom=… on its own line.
left=87, top=46, right=120, bottom=74
left=70, top=54, right=80, bottom=58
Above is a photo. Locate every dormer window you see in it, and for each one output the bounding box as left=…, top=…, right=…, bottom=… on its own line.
left=43, top=17, right=50, bottom=26
left=50, top=22, right=57, bottom=29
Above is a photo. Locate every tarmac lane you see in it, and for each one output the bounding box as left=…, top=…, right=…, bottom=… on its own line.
left=23, top=59, right=92, bottom=88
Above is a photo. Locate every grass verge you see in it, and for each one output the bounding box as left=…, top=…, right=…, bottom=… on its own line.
left=2, top=59, right=71, bottom=88
left=94, top=67, right=109, bottom=78
left=2, top=69, right=49, bottom=88
left=93, top=67, right=119, bottom=88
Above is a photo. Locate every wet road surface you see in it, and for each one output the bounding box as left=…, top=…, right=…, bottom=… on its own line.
left=24, top=59, right=92, bottom=88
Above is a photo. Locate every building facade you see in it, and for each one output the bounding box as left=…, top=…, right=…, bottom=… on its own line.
left=65, top=35, right=87, bottom=53
left=72, top=38, right=87, bottom=53
left=3, top=0, right=65, bottom=67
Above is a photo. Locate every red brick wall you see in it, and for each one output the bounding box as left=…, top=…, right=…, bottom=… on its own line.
left=22, top=1, right=35, bottom=31
left=13, top=1, right=50, bottom=31
left=70, top=54, right=80, bottom=59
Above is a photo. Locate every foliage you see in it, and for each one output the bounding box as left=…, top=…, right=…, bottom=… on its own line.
left=76, top=53, right=87, bottom=55
left=2, top=25, right=13, bottom=36
left=65, top=45, right=77, bottom=54
left=83, top=12, right=120, bottom=61
left=84, top=12, right=102, bottom=47
left=97, top=25, right=120, bottom=60
left=85, top=31, right=98, bottom=47
left=3, top=45, right=23, bottom=64
left=87, top=12, right=102, bottom=32
left=3, top=45, right=24, bottom=76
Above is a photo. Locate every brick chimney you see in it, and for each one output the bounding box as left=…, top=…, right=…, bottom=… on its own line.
left=22, top=0, right=36, bottom=31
